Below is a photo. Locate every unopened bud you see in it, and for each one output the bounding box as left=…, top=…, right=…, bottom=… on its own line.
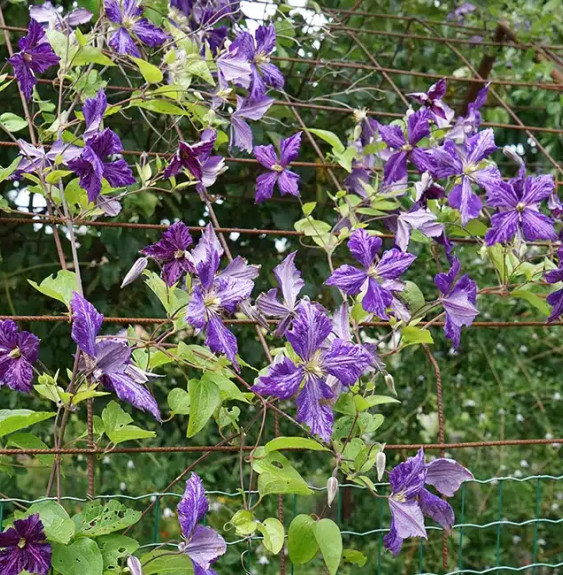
left=376, top=450, right=386, bottom=482
left=327, top=476, right=339, bottom=508
left=127, top=556, right=143, bottom=575
left=121, top=257, right=148, bottom=288
left=502, top=145, right=524, bottom=168
left=384, top=373, right=397, bottom=396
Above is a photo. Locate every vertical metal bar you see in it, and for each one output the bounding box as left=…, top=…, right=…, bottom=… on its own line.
left=152, top=497, right=161, bottom=544
left=0, top=500, right=4, bottom=530
left=495, top=480, right=504, bottom=571
left=458, top=483, right=466, bottom=571
left=532, top=478, right=541, bottom=574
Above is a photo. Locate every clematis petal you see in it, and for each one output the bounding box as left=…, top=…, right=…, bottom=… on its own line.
left=185, top=525, right=227, bottom=573
left=376, top=249, right=416, bottom=279
left=178, top=473, right=209, bottom=540
left=132, top=18, right=168, bottom=47
left=325, top=265, right=368, bottom=295
left=520, top=209, right=556, bottom=242
left=108, top=27, right=141, bottom=57
left=252, top=355, right=303, bottom=399
left=286, top=301, right=332, bottom=362
left=484, top=210, right=521, bottom=245
left=255, top=171, right=278, bottom=203
left=348, top=228, right=382, bottom=268
left=449, top=178, right=482, bottom=226
left=296, top=375, right=334, bottom=442
left=279, top=132, right=302, bottom=166
left=71, top=292, right=103, bottom=356
left=102, top=371, right=161, bottom=421
left=323, top=339, right=372, bottom=386
left=253, top=144, right=278, bottom=169
left=466, top=128, right=496, bottom=164
left=388, top=498, right=427, bottom=541
left=206, top=314, right=239, bottom=368
left=418, top=488, right=455, bottom=531
left=522, top=174, right=554, bottom=204
left=425, top=458, right=474, bottom=497
left=274, top=251, right=304, bottom=309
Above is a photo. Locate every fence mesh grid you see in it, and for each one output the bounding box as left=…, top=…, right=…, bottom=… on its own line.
left=0, top=0, right=562, bottom=573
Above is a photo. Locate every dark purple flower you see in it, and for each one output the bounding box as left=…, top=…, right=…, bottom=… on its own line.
left=186, top=225, right=258, bottom=368
left=434, top=257, right=478, bottom=348
left=252, top=301, right=372, bottom=441
left=0, top=320, right=40, bottom=393
left=71, top=292, right=161, bottom=420
left=67, top=128, right=135, bottom=204
left=256, top=251, right=304, bottom=336
left=428, top=128, right=500, bottom=225
left=230, top=24, right=284, bottom=99
left=407, top=79, right=454, bottom=125
left=254, top=132, right=302, bottom=202
left=8, top=19, right=60, bottom=100
left=178, top=473, right=226, bottom=575
left=384, top=449, right=472, bottom=555
left=30, top=2, right=92, bottom=31
left=0, top=514, right=51, bottom=575
left=141, top=222, right=194, bottom=286
left=377, top=109, right=433, bottom=189
left=485, top=169, right=556, bottom=245
left=395, top=208, right=444, bottom=252
left=105, top=0, right=168, bottom=57
left=448, top=83, right=489, bottom=140
left=413, top=172, right=445, bottom=208
left=344, top=155, right=375, bottom=199
left=13, top=138, right=81, bottom=178
left=230, top=95, right=274, bottom=153
left=326, top=229, right=416, bottom=319
left=545, top=267, right=563, bottom=322
left=82, top=89, right=108, bottom=141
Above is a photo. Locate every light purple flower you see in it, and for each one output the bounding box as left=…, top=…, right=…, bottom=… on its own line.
left=407, top=79, right=454, bottom=125
left=30, top=2, right=92, bottom=31
left=545, top=267, right=563, bottom=322
left=230, top=95, right=274, bottom=153
left=8, top=19, right=60, bottom=100
left=256, top=251, right=304, bottom=336
left=67, top=128, right=135, bottom=204
left=13, top=138, right=81, bottom=178
left=126, top=556, right=143, bottom=575
left=0, top=320, right=40, bottom=393
left=71, top=292, right=161, bottom=420
left=384, top=449, right=472, bottom=555
left=395, top=208, right=444, bottom=252
left=178, top=473, right=226, bottom=575
left=252, top=301, right=372, bottom=441
left=141, top=222, right=194, bottom=286
left=448, top=83, right=489, bottom=140
left=326, top=229, right=416, bottom=319
left=0, top=514, right=51, bottom=575
left=434, top=257, right=478, bottom=348
left=377, top=109, right=433, bottom=189
left=428, top=128, right=500, bottom=225
left=447, top=2, right=476, bottom=22
left=105, top=0, right=168, bottom=57
left=413, top=172, right=445, bottom=208
left=254, top=132, right=302, bottom=202
left=485, top=168, right=556, bottom=245
left=82, top=89, right=108, bottom=141
left=186, top=225, right=258, bottom=369
left=216, top=46, right=251, bottom=90
left=344, top=155, right=375, bottom=198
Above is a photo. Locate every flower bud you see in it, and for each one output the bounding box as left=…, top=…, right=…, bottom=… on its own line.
left=502, top=145, right=524, bottom=168
left=376, top=451, right=386, bottom=482
left=384, top=373, right=397, bottom=396
left=121, top=257, right=148, bottom=288
left=127, top=556, right=143, bottom=575
left=327, top=476, right=339, bottom=508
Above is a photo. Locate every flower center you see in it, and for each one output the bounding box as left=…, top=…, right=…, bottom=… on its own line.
left=367, top=265, right=380, bottom=280
left=8, top=347, right=21, bottom=359
left=23, top=52, right=33, bottom=63
left=516, top=201, right=526, bottom=212
left=391, top=491, right=407, bottom=503
left=254, top=52, right=270, bottom=65
left=272, top=163, right=284, bottom=173
left=17, top=537, right=27, bottom=549
left=402, top=144, right=413, bottom=152
left=174, top=249, right=186, bottom=259
left=463, top=163, right=477, bottom=176
left=303, top=350, right=324, bottom=378
left=204, top=293, right=221, bottom=310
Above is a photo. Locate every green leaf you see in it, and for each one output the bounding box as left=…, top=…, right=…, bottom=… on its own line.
left=0, top=410, right=56, bottom=438
left=74, top=45, right=116, bottom=67
left=333, top=392, right=357, bottom=415
left=264, top=436, right=328, bottom=453
left=288, top=515, right=318, bottom=565
left=342, top=548, right=367, bottom=567
left=176, top=343, right=230, bottom=372
left=512, top=289, right=550, bottom=316
left=230, top=510, right=258, bottom=536
left=168, top=387, right=190, bottom=415
left=52, top=538, right=103, bottom=575
left=0, top=156, right=22, bottom=183
left=202, top=372, right=249, bottom=403
left=144, top=270, right=190, bottom=319
left=333, top=147, right=357, bottom=172
left=294, top=217, right=334, bottom=248
left=308, top=129, right=345, bottom=153
left=97, top=534, right=139, bottom=573
left=26, top=501, right=74, bottom=544
left=101, top=401, right=156, bottom=445
left=0, top=112, right=28, bottom=132
left=401, top=326, right=434, bottom=346
left=28, top=270, right=78, bottom=308
left=253, top=449, right=312, bottom=498
left=315, top=519, right=342, bottom=575
left=131, top=99, right=191, bottom=116
left=401, top=281, right=426, bottom=313
left=257, top=518, right=285, bottom=555
left=302, top=201, right=316, bottom=216
left=6, top=432, right=54, bottom=466
left=72, top=389, right=110, bottom=405
left=141, top=550, right=194, bottom=574
left=74, top=500, right=141, bottom=537
left=187, top=377, right=221, bottom=437
left=354, top=395, right=401, bottom=411
left=131, top=56, right=164, bottom=84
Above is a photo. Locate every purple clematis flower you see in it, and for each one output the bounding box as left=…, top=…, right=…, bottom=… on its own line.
left=230, top=95, right=274, bottom=153
left=82, top=89, right=109, bottom=141
left=30, top=2, right=92, bottom=31
left=485, top=167, right=556, bottom=245
left=407, top=79, right=454, bottom=125
left=67, top=128, right=135, bottom=204
left=413, top=172, right=445, bottom=208
left=0, top=514, right=52, bottom=575
left=71, top=292, right=161, bottom=420
left=105, top=0, right=168, bottom=57
left=13, top=138, right=81, bottom=178
left=252, top=301, right=372, bottom=441
left=8, top=19, right=60, bottom=100
left=428, top=128, right=500, bottom=225
left=256, top=251, right=305, bottom=336
left=141, top=221, right=195, bottom=286
left=230, top=24, right=284, bottom=99
left=0, top=320, right=40, bottom=393
left=326, top=229, right=416, bottom=319
left=434, top=257, right=478, bottom=348
left=254, top=132, right=302, bottom=203
left=545, top=267, right=563, bottom=322
left=447, top=2, right=476, bottom=22
left=377, top=109, right=433, bottom=189
left=448, top=83, right=489, bottom=141
left=384, top=449, right=473, bottom=555
left=186, top=225, right=258, bottom=368
left=178, top=473, right=226, bottom=575
left=395, top=208, right=444, bottom=252
left=344, top=154, right=375, bottom=199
